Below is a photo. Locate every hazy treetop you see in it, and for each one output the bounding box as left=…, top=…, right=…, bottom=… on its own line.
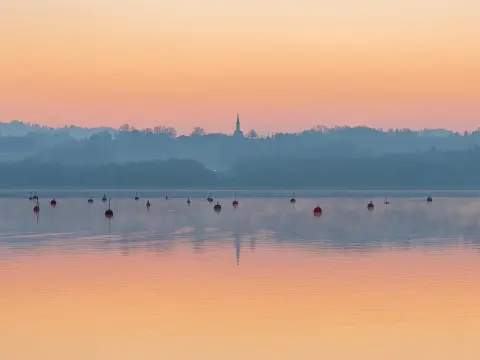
left=0, top=120, right=477, bottom=138
left=2, top=120, right=480, bottom=171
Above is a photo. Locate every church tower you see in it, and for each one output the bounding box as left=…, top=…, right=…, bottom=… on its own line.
left=233, top=113, right=244, bottom=138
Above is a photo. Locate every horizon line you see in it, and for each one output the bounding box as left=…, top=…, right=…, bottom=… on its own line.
left=1, top=119, right=478, bottom=136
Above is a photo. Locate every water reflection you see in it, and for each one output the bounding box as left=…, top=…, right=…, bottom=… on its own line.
left=1, top=197, right=480, bottom=360
left=0, top=197, right=480, bottom=257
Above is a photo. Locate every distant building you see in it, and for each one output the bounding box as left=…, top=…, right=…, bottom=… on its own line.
left=233, top=113, right=244, bottom=138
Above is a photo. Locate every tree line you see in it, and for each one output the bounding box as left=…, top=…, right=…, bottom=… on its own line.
left=1, top=149, right=480, bottom=189
left=2, top=121, right=480, bottom=170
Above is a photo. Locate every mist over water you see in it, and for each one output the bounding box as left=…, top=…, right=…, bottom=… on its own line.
left=1, top=196, right=480, bottom=253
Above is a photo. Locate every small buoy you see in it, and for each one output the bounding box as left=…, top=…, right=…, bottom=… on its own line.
left=187, top=198, right=191, bottom=205
left=313, top=205, right=322, bottom=217
left=207, top=196, right=214, bottom=203
left=427, top=196, right=433, bottom=203
left=384, top=196, right=390, bottom=205
left=33, top=195, right=38, bottom=200
left=290, top=193, right=296, bottom=204
left=88, top=198, right=94, bottom=204
left=214, top=202, right=222, bottom=212
left=135, top=192, right=139, bottom=201
left=105, top=198, right=113, bottom=218
left=28, top=192, right=33, bottom=200
left=33, top=197, right=40, bottom=213
left=367, top=201, right=374, bottom=211
left=146, top=200, right=151, bottom=208
left=50, top=198, right=57, bottom=207
left=102, top=194, right=107, bottom=202
left=232, top=192, right=239, bottom=207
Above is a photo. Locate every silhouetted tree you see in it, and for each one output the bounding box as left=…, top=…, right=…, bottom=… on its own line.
left=154, top=126, right=177, bottom=138
left=119, top=124, right=130, bottom=132
left=191, top=127, right=206, bottom=137
left=247, top=129, right=258, bottom=139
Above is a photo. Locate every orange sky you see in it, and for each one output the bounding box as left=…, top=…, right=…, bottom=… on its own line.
left=1, top=244, right=480, bottom=359
left=1, top=1, right=479, bottom=134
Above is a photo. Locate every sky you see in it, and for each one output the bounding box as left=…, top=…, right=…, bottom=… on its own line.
left=1, top=0, right=479, bottom=134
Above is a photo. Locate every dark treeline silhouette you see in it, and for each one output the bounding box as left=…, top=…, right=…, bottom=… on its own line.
left=229, top=147, right=480, bottom=189
left=0, top=120, right=114, bottom=138
left=0, top=159, right=221, bottom=188
left=2, top=121, right=480, bottom=170
left=1, top=148, right=480, bottom=189
left=2, top=121, right=480, bottom=188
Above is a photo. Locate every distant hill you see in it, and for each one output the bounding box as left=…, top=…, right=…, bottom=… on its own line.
left=0, top=159, right=221, bottom=188
left=229, top=149, right=480, bottom=189
left=2, top=121, right=480, bottom=172
left=1, top=149, right=480, bottom=189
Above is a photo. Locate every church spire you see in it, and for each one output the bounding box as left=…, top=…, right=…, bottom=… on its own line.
left=234, top=112, right=243, bottom=137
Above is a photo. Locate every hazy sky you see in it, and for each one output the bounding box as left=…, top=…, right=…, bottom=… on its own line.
left=1, top=0, right=479, bottom=134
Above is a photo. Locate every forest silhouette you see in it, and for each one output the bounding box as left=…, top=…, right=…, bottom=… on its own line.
left=1, top=121, right=480, bottom=189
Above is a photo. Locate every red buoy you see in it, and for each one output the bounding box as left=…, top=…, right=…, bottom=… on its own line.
left=33, top=205, right=40, bottom=213
left=313, top=205, right=322, bottom=217
left=50, top=198, right=57, bottom=207
left=232, top=200, right=239, bottom=207
left=105, top=198, right=113, bottom=218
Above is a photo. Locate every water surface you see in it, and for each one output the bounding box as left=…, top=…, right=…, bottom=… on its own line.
left=1, top=197, right=479, bottom=359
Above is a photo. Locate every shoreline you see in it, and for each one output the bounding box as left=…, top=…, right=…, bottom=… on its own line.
left=4, top=188, right=480, bottom=198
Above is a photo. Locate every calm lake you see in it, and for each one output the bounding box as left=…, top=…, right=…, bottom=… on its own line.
left=1, top=195, right=480, bottom=359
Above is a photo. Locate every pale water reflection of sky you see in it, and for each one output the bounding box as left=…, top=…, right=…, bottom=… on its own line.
left=1, top=197, right=480, bottom=360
